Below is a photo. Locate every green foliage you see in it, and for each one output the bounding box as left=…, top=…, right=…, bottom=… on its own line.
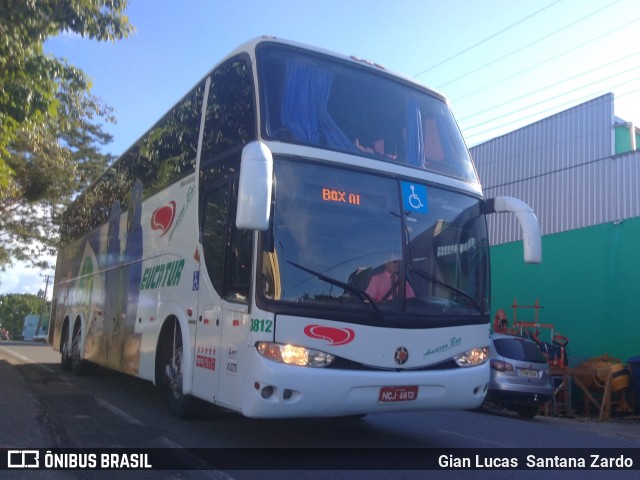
left=0, top=1, right=134, bottom=272
left=0, top=293, right=46, bottom=338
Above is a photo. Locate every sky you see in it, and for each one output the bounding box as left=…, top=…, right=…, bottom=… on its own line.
left=1, top=0, right=638, bottom=296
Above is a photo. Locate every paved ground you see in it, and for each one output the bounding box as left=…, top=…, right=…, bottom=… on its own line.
left=2, top=340, right=640, bottom=449
left=0, top=345, right=57, bottom=448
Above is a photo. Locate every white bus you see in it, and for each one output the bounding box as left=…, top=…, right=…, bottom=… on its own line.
left=49, top=37, right=541, bottom=419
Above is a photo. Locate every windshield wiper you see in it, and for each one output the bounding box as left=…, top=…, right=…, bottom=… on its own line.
left=287, top=261, right=382, bottom=317
left=410, top=268, right=484, bottom=315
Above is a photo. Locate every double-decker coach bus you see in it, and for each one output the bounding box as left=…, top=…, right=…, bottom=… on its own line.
left=49, top=37, right=541, bottom=418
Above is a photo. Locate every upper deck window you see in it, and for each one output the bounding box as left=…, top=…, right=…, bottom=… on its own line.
left=257, top=44, right=478, bottom=183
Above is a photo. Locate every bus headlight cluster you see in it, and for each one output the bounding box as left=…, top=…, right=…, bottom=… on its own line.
left=256, top=342, right=335, bottom=368
left=453, top=347, right=489, bottom=367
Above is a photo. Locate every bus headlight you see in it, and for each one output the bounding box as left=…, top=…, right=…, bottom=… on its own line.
left=256, top=342, right=335, bottom=368
left=453, top=347, right=489, bottom=367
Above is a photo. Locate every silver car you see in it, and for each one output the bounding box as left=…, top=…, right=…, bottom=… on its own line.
left=483, top=333, right=553, bottom=418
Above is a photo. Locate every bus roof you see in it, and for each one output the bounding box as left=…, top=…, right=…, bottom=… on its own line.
left=233, top=36, right=448, bottom=103
left=79, top=36, right=452, bottom=203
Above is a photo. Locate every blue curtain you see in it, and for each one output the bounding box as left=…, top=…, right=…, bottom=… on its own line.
left=281, top=61, right=356, bottom=152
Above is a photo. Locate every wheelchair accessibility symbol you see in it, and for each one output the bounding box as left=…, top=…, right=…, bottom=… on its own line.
left=401, top=182, right=428, bottom=213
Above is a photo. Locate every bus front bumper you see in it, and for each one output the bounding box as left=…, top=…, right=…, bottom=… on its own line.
left=239, top=357, right=490, bottom=418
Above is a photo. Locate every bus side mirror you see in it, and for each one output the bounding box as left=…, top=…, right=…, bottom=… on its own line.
left=486, top=196, right=542, bottom=264
left=236, top=141, right=273, bottom=231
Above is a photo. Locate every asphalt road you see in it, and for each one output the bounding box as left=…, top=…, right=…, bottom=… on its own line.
left=1, top=341, right=639, bottom=480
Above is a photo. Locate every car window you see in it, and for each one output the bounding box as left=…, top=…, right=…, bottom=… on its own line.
left=493, top=338, right=547, bottom=363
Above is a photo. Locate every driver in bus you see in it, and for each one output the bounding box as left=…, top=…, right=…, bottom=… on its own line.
left=365, top=255, right=415, bottom=303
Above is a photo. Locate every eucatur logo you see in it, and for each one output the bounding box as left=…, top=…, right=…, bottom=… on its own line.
left=303, top=325, right=355, bottom=346
left=151, top=201, right=176, bottom=237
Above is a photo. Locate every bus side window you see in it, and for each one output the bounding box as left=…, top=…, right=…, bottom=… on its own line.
left=201, top=55, right=256, bottom=161
left=201, top=180, right=252, bottom=304
left=201, top=183, right=229, bottom=296
left=225, top=183, right=252, bottom=303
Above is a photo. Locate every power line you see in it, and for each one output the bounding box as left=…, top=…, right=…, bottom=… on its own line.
left=616, top=86, right=640, bottom=101
left=413, top=0, right=562, bottom=78
left=461, top=69, right=639, bottom=134
left=436, top=0, right=623, bottom=89
left=458, top=51, right=640, bottom=123
left=463, top=77, right=639, bottom=144
left=451, top=13, right=640, bottom=105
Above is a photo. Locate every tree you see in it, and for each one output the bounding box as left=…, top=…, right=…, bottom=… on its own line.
left=0, top=0, right=134, bottom=271
left=0, top=293, right=44, bottom=338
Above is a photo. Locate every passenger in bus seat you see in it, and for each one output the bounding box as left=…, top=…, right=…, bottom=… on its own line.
left=354, top=138, right=398, bottom=160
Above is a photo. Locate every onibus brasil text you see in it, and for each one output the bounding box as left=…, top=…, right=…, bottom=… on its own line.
left=9, top=451, right=153, bottom=469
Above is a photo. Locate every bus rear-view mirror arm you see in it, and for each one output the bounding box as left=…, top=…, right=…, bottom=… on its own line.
left=236, top=141, right=273, bottom=231
left=485, top=196, right=542, bottom=264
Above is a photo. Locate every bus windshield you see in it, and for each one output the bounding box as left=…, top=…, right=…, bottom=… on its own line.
left=258, top=43, right=478, bottom=183
left=261, top=158, right=490, bottom=322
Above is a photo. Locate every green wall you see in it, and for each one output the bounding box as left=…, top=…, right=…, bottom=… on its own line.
left=490, top=217, right=640, bottom=364
left=615, top=125, right=640, bottom=154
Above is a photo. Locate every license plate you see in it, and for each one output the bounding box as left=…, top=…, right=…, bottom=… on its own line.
left=519, top=368, right=539, bottom=378
left=378, top=386, right=419, bottom=403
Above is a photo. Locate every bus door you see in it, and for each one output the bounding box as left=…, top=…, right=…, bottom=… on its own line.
left=214, top=181, right=253, bottom=409
left=191, top=182, right=228, bottom=402
left=193, top=179, right=253, bottom=406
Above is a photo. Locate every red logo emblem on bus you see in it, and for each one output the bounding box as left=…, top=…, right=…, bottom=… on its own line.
left=151, top=201, right=176, bottom=237
left=394, top=346, right=409, bottom=365
left=303, top=325, right=355, bottom=346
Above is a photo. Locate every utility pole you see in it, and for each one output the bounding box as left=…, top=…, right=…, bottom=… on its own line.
left=35, top=274, right=51, bottom=338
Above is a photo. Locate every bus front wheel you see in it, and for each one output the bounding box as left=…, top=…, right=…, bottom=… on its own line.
left=60, top=322, right=72, bottom=371
left=159, top=319, right=198, bottom=419
left=70, top=321, right=92, bottom=375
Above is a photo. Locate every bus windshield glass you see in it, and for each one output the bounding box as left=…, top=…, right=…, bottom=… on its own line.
left=261, top=158, right=490, bottom=321
left=258, top=43, right=478, bottom=183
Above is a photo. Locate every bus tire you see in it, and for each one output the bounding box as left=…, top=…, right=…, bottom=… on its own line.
left=158, top=318, right=199, bottom=419
left=70, top=320, right=91, bottom=376
left=60, top=321, right=72, bottom=371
